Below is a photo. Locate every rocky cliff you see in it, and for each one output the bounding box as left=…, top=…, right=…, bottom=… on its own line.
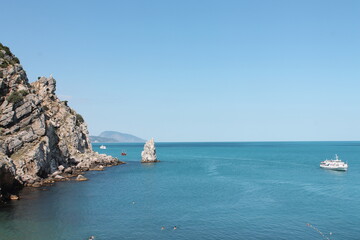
left=0, top=43, right=121, bottom=202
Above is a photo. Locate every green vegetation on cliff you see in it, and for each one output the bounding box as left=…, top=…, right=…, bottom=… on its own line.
left=0, top=43, right=11, bottom=55
left=76, top=113, right=84, bottom=126
left=6, top=90, right=28, bottom=104
left=0, top=43, right=20, bottom=66
left=7, top=91, right=23, bottom=104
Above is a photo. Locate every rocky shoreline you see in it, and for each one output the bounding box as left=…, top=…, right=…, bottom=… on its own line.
left=0, top=152, right=125, bottom=203
left=0, top=43, right=123, bottom=203
left=2, top=160, right=125, bottom=203
left=24, top=157, right=125, bottom=187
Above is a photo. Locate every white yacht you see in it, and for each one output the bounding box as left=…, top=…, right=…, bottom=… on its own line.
left=320, top=154, right=348, bottom=171
left=100, top=145, right=107, bottom=150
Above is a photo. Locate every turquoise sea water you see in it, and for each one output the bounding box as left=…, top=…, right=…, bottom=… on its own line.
left=0, top=142, right=359, bottom=240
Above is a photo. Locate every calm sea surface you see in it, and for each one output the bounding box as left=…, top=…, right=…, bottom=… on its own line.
left=0, top=142, right=359, bottom=240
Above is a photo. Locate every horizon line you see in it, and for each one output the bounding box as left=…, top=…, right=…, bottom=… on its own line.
left=92, top=140, right=360, bottom=143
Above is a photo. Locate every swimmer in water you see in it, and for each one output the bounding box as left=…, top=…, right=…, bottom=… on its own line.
left=173, top=226, right=177, bottom=230
left=161, top=226, right=165, bottom=230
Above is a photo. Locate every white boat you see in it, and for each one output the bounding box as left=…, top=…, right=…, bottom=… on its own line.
left=320, top=154, right=348, bottom=171
left=100, top=145, right=106, bottom=149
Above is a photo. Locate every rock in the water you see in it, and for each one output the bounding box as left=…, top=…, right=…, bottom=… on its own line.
left=90, top=165, right=104, bottom=171
left=31, top=182, right=42, bottom=187
left=54, top=175, right=65, bottom=180
left=141, top=138, right=158, bottom=163
left=9, top=194, right=19, bottom=200
left=51, top=171, right=62, bottom=178
left=76, top=175, right=88, bottom=181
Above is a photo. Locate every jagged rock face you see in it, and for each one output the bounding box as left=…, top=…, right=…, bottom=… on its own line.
left=0, top=154, right=21, bottom=200
left=0, top=44, right=119, bottom=201
left=141, top=138, right=158, bottom=163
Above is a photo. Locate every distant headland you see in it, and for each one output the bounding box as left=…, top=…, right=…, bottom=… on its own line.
left=90, top=131, right=145, bottom=143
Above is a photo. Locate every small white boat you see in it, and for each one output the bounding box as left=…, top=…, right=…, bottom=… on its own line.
left=100, top=145, right=106, bottom=150
left=320, top=154, right=348, bottom=171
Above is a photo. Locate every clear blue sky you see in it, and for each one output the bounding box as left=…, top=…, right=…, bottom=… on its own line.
left=1, top=0, right=359, bottom=141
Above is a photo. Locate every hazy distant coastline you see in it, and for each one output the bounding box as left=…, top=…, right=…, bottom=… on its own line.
left=90, top=131, right=145, bottom=143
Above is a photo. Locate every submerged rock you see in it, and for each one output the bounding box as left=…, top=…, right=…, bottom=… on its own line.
left=76, top=175, right=88, bottom=181
left=31, top=182, right=43, bottom=187
left=9, top=194, right=19, bottom=200
left=141, top=138, right=159, bottom=163
left=90, top=165, right=104, bottom=171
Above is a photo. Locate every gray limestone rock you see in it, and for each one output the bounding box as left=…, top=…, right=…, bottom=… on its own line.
left=58, top=165, right=65, bottom=172
left=0, top=154, right=20, bottom=202
left=141, top=138, right=158, bottom=163
left=21, top=129, right=37, bottom=143
left=15, top=101, right=33, bottom=120
left=76, top=175, right=88, bottom=181
left=0, top=111, right=14, bottom=127
left=51, top=170, right=62, bottom=178
left=0, top=44, right=122, bottom=200
left=54, top=175, right=65, bottom=180
left=7, top=137, right=23, bottom=154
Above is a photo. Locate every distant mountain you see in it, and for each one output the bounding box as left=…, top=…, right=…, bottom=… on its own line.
left=89, top=136, right=117, bottom=143
left=90, top=131, right=146, bottom=143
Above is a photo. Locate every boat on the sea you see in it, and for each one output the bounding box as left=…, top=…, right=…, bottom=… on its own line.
left=100, top=145, right=107, bottom=149
left=121, top=150, right=127, bottom=156
left=320, top=154, right=348, bottom=171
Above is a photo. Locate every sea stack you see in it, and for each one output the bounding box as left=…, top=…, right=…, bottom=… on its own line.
left=141, top=138, right=158, bottom=163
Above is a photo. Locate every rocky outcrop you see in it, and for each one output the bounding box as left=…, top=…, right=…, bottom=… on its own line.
left=0, top=43, right=123, bottom=202
left=0, top=153, right=21, bottom=200
left=141, top=138, right=159, bottom=163
left=76, top=175, right=88, bottom=181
